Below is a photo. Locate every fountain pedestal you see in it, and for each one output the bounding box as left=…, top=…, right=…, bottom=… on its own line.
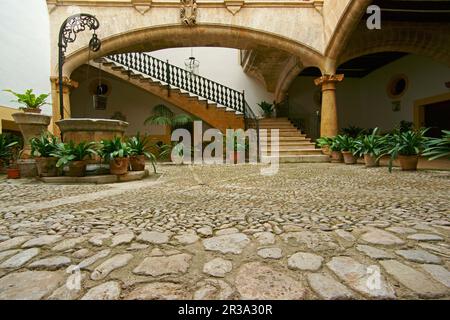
left=56, top=118, right=129, bottom=144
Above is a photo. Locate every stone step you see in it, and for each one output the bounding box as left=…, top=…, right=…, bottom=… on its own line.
left=260, top=132, right=307, bottom=137
left=261, top=154, right=330, bottom=163
left=259, top=128, right=300, bottom=133
left=260, top=136, right=311, bottom=142
left=261, top=145, right=317, bottom=151
left=261, top=149, right=323, bottom=155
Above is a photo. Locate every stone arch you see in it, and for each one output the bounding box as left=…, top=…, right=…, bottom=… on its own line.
left=324, top=0, right=372, bottom=70
left=60, top=24, right=326, bottom=79
left=338, top=22, right=450, bottom=67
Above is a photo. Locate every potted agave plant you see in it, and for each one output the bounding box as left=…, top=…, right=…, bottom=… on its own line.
left=335, top=135, right=357, bottom=164
left=381, top=128, right=429, bottom=172
left=30, top=132, right=59, bottom=177
left=128, top=133, right=157, bottom=173
left=354, top=128, right=384, bottom=167
left=52, top=141, right=98, bottom=177
left=101, top=137, right=131, bottom=175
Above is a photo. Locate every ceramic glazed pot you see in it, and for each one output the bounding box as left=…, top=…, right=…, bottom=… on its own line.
left=130, top=155, right=146, bottom=171
left=110, top=157, right=129, bottom=175
left=398, top=155, right=419, bottom=171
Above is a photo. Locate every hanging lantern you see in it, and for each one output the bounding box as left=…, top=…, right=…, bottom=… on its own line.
left=184, top=48, right=199, bottom=76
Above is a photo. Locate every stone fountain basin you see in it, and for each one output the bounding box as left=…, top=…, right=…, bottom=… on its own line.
left=56, top=118, right=129, bottom=143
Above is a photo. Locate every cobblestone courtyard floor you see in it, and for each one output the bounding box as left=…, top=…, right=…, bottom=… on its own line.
left=0, top=163, right=449, bottom=300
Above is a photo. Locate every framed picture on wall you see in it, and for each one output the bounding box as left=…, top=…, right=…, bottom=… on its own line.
left=392, top=101, right=401, bottom=112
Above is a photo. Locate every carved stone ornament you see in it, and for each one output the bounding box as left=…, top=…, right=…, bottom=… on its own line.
left=132, top=0, right=152, bottom=15
left=225, top=1, right=244, bottom=15
left=181, top=0, right=198, bottom=26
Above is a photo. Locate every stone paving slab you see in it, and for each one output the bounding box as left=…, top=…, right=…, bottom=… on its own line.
left=0, top=163, right=449, bottom=300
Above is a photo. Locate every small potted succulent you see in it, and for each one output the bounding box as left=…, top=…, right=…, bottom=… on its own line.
left=353, top=128, right=384, bottom=167
left=30, top=132, right=59, bottom=177
left=329, top=136, right=343, bottom=163
left=100, top=137, right=131, bottom=175
left=128, top=133, right=157, bottom=173
left=258, top=101, right=274, bottom=118
left=52, top=141, right=98, bottom=177
left=335, top=135, right=357, bottom=164
left=3, top=89, right=49, bottom=114
left=380, top=128, right=429, bottom=172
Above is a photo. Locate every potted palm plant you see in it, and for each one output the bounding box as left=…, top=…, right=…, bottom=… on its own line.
left=381, top=129, right=428, bottom=172
left=335, top=135, right=357, bottom=164
left=354, top=128, right=384, bottom=167
left=258, top=101, right=274, bottom=118
left=144, top=104, right=193, bottom=132
left=423, top=130, right=450, bottom=161
left=329, top=136, right=343, bottom=163
left=6, top=148, right=20, bottom=179
left=52, top=141, right=98, bottom=177
left=100, top=137, right=131, bottom=175
left=128, top=133, right=157, bottom=173
left=3, top=89, right=49, bottom=114
left=30, top=132, right=59, bottom=177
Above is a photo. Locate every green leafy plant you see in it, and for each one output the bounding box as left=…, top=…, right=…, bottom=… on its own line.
left=334, top=135, right=356, bottom=153
left=316, top=136, right=334, bottom=148
left=398, top=120, right=414, bottom=133
left=51, top=141, right=98, bottom=168
left=379, top=129, right=429, bottom=172
left=353, top=128, right=385, bottom=157
left=100, top=137, right=131, bottom=161
left=144, top=104, right=193, bottom=130
left=423, top=130, right=450, bottom=161
left=341, top=125, right=366, bottom=138
left=0, top=133, right=19, bottom=162
left=258, top=101, right=274, bottom=117
left=329, top=136, right=341, bottom=152
left=128, top=133, right=157, bottom=173
left=3, top=89, right=49, bottom=110
left=30, top=132, right=59, bottom=158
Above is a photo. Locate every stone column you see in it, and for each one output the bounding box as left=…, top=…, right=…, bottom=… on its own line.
left=50, top=76, right=79, bottom=136
left=314, top=74, right=344, bottom=137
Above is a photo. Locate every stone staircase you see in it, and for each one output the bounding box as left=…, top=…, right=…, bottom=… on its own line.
left=259, top=118, right=330, bottom=163
left=97, top=55, right=245, bottom=133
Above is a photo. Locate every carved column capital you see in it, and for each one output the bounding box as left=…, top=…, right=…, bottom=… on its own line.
left=314, top=74, right=344, bottom=87
left=50, top=76, right=79, bottom=93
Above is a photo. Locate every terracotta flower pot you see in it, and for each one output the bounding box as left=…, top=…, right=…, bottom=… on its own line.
left=23, top=108, right=41, bottom=114
left=110, top=157, right=129, bottom=175
left=330, top=151, right=343, bottom=163
left=67, top=160, right=87, bottom=177
left=17, top=159, right=38, bottom=177
left=398, top=155, right=419, bottom=171
left=130, top=155, right=146, bottom=171
left=321, top=146, right=331, bottom=156
left=35, top=157, right=59, bottom=177
left=342, top=151, right=357, bottom=165
left=364, top=154, right=379, bottom=167
left=7, top=168, right=20, bottom=179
